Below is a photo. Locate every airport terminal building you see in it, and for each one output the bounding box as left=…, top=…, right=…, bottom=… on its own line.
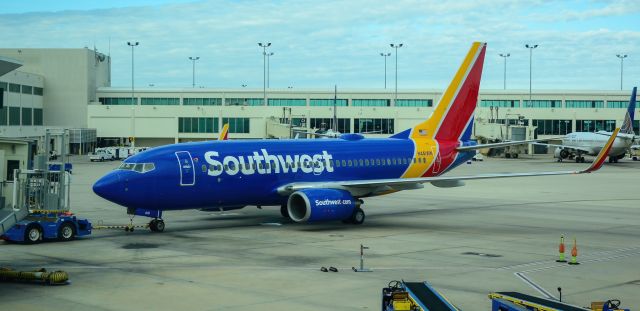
left=1, top=48, right=638, bottom=152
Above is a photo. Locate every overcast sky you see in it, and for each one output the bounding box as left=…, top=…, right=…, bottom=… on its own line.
left=2, top=0, right=639, bottom=91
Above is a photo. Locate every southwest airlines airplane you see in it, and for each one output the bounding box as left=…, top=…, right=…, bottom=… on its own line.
left=541, top=87, right=637, bottom=163
left=93, top=42, right=619, bottom=232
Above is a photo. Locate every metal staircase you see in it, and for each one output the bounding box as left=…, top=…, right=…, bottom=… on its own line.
left=0, top=181, right=29, bottom=236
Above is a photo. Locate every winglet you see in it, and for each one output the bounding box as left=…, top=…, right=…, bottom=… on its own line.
left=218, top=123, right=229, bottom=140
left=583, top=127, right=620, bottom=173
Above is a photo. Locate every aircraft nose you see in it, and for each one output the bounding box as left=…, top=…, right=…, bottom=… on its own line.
left=93, top=171, right=122, bottom=201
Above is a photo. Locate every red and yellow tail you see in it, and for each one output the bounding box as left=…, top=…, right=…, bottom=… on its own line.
left=411, top=42, right=486, bottom=142
left=218, top=123, right=229, bottom=140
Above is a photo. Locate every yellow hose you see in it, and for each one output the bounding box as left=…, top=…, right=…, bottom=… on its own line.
left=0, top=267, right=69, bottom=285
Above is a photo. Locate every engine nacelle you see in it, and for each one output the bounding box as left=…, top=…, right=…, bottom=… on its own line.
left=287, top=189, right=356, bottom=223
left=554, top=148, right=569, bottom=159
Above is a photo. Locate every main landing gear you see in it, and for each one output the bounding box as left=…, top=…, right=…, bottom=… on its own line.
left=575, top=156, right=586, bottom=163
left=149, top=219, right=165, bottom=232
left=342, top=207, right=365, bottom=225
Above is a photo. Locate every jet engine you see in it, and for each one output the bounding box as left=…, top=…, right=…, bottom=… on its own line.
left=287, top=189, right=356, bottom=223
left=554, top=148, right=570, bottom=159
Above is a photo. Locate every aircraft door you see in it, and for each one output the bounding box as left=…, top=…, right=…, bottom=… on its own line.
left=431, top=145, right=441, bottom=173
left=175, top=151, right=195, bottom=186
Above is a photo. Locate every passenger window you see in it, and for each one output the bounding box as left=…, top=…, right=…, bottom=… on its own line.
left=376, top=159, right=380, bottom=165
left=359, top=159, right=363, bottom=166
left=224, top=164, right=229, bottom=170
left=392, top=158, right=397, bottom=165
left=365, top=159, right=370, bottom=166
left=347, top=160, right=352, bottom=166
left=259, top=163, right=264, bottom=169
left=335, top=161, right=340, bottom=168
left=341, top=160, right=346, bottom=166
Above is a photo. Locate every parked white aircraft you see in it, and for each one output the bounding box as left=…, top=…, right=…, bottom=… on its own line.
left=538, top=87, right=637, bottom=163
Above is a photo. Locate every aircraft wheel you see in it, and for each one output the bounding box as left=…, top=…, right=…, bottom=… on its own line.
left=512, top=153, right=519, bottom=159
left=505, top=153, right=511, bottom=159
left=575, top=157, right=580, bottom=163
left=149, top=219, right=165, bottom=232
left=350, top=207, right=365, bottom=225
left=58, top=222, right=76, bottom=241
left=280, top=205, right=290, bottom=218
left=24, top=225, right=42, bottom=244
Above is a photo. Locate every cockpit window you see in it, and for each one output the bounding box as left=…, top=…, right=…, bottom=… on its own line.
left=118, top=162, right=156, bottom=173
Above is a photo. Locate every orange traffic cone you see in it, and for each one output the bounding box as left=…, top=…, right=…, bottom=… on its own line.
left=556, top=236, right=567, bottom=262
left=568, top=238, right=580, bottom=265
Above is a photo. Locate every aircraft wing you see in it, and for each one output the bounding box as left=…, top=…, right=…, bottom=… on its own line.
left=277, top=128, right=619, bottom=197
left=531, top=142, right=593, bottom=154
left=457, top=137, right=563, bottom=152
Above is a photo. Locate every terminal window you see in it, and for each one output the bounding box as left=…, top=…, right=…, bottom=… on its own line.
left=178, top=117, right=217, bottom=133
left=310, top=99, right=347, bottom=106
left=354, top=118, right=394, bottom=134
left=8, top=83, right=20, bottom=93
left=268, top=99, right=306, bottom=106
left=352, top=99, right=390, bottom=107
left=33, top=87, right=43, bottom=96
left=532, top=119, right=572, bottom=135
left=523, top=100, right=559, bottom=108
left=222, top=117, right=250, bottom=133
left=0, top=107, right=6, bottom=125
left=565, top=100, right=604, bottom=108
left=33, top=108, right=43, bottom=126
left=396, top=99, right=433, bottom=107
left=607, top=101, right=631, bottom=108
left=310, top=118, right=350, bottom=133
left=21, top=85, right=33, bottom=95
left=8, top=107, right=20, bottom=125
left=576, top=120, right=616, bottom=132
left=225, top=98, right=263, bottom=106
left=183, top=98, right=222, bottom=106
left=480, top=100, right=518, bottom=108
left=99, top=97, right=136, bottom=105
left=21, top=108, right=32, bottom=126
left=141, top=98, right=179, bottom=105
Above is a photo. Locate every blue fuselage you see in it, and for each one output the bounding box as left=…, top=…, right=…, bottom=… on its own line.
left=93, top=136, right=476, bottom=211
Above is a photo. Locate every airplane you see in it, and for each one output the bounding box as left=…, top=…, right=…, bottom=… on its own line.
left=92, top=42, right=620, bottom=233
left=538, top=87, right=637, bottom=163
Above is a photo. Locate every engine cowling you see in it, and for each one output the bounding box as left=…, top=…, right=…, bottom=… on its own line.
left=554, top=148, right=569, bottom=159
left=287, top=189, right=355, bottom=223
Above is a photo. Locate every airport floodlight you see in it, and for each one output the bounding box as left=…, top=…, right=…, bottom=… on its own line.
left=266, top=52, right=274, bottom=88
left=499, top=53, right=511, bottom=90
left=525, top=44, right=539, bottom=106
left=380, top=52, right=391, bottom=89
left=188, top=57, right=200, bottom=88
left=126, top=41, right=140, bottom=148
left=258, top=43, right=272, bottom=105
left=616, top=54, right=628, bottom=90
left=390, top=43, right=404, bottom=104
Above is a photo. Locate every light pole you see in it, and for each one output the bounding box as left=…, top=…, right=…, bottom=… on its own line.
left=380, top=52, right=391, bottom=89
left=499, top=53, right=510, bottom=90
left=258, top=42, right=271, bottom=105
left=189, top=56, right=200, bottom=88
left=616, top=54, right=627, bottom=90
left=525, top=44, right=538, bottom=107
left=127, top=41, right=139, bottom=147
left=390, top=43, right=403, bottom=104
left=266, top=52, right=274, bottom=88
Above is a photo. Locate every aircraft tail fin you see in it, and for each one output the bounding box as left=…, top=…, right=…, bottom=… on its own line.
left=408, top=42, right=486, bottom=141
left=218, top=123, right=229, bottom=140
left=621, top=87, right=637, bottom=134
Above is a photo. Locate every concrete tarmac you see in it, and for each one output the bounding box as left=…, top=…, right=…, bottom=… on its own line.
left=1, top=155, right=639, bottom=310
